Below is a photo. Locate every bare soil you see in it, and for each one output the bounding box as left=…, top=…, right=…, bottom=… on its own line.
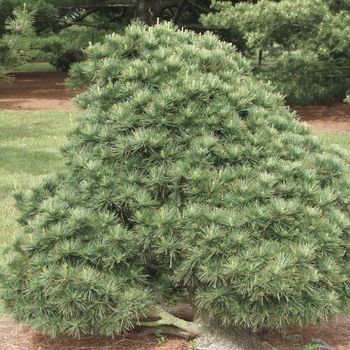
left=0, top=71, right=81, bottom=111
left=292, top=103, right=350, bottom=133
left=1, top=71, right=350, bottom=350
left=2, top=71, right=350, bottom=133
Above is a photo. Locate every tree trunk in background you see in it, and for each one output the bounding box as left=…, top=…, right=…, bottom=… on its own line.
left=135, top=0, right=156, bottom=24
left=258, top=49, right=263, bottom=66
left=134, top=0, right=183, bottom=25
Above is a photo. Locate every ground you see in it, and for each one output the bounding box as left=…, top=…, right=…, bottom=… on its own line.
left=0, top=71, right=350, bottom=350
left=2, top=71, right=350, bottom=132
left=0, top=71, right=80, bottom=111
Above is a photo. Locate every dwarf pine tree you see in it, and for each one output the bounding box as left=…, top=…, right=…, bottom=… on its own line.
left=2, top=21, right=350, bottom=344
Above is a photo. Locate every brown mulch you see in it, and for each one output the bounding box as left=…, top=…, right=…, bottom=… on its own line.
left=292, top=102, right=350, bottom=133
left=0, top=314, right=190, bottom=350
left=1, top=71, right=350, bottom=350
left=1, top=71, right=350, bottom=134
left=0, top=71, right=81, bottom=111
left=259, top=315, right=350, bottom=350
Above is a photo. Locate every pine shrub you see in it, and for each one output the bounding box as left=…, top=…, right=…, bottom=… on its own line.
left=2, top=21, right=350, bottom=338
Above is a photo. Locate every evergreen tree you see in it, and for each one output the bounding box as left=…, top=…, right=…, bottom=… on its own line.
left=2, top=21, right=350, bottom=347
left=201, top=0, right=350, bottom=105
left=0, top=4, right=36, bottom=83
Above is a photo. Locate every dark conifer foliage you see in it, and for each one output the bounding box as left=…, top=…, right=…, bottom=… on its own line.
left=2, top=21, right=350, bottom=338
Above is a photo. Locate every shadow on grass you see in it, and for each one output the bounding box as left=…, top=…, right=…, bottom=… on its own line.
left=0, top=146, right=63, bottom=175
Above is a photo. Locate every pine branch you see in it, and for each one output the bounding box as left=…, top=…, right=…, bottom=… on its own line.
left=172, top=0, right=187, bottom=23
left=59, top=2, right=136, bottom=10
left=178, top=23, right=220, bottom=30
left=56, top=19, right=123, bottom=29
left=187, top=0, right=211, bottom=13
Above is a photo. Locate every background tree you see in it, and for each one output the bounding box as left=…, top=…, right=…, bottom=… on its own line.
left=0, top=4, right=36, bottom=83
left=3, top=0, right=349, bottom=105
left=0, top=0, right=21, bottom=36
left=0, top=0, right=216, bottom=71
left=2, top=21, right=350, bottom=349
left=37, top=26, right=107, bottom=71
left=201, top=0, right=350, bottom=105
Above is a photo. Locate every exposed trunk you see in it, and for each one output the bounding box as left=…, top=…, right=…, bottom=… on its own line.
left=134, top=0, right=155, bottom=25
left=140, top=305, right=262, bottom=350
left=258, top=49, right=263, bottom=66
left=134, top=0, right=183, bottom=25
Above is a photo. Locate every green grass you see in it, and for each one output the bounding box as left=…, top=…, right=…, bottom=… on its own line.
left=320, top=133, right=350, bottom=150
left=0, top=109, right=79, bottom=245
left=11, top=62, right=56, bottom=71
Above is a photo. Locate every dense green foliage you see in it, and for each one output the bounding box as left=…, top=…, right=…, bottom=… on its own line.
left=37, top=26, right=106, bottom=71
left=0, top=5, right=36, bottom=82
left=201, top=0, right=350, bottom=105
left=2, top=22, right=350, bottom=339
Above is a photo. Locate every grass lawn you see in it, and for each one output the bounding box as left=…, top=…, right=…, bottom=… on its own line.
left=0, top=109, right=78, bottom=246
left=320, top=132, right=350, bottom=150
left=11, top=62, right=56, bottom=72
